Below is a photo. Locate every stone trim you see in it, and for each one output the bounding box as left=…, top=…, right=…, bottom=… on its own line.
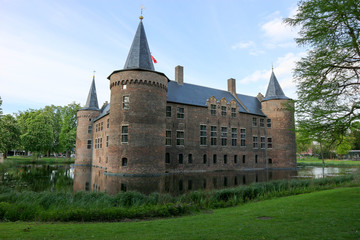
left=110, top=78, right=167, bottom=90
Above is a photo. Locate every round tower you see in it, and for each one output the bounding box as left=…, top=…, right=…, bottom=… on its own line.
left=75, top=76, right=100, bottom=165
left=107, top=17, right=169, bottom=175
left=261, top=70, right=296, bottom=168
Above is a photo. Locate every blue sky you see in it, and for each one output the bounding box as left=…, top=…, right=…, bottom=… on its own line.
left=0, top=0, right=305, bottom=115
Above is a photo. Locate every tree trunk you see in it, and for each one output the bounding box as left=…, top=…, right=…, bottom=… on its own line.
left=66, top=151, right=70, bottom=159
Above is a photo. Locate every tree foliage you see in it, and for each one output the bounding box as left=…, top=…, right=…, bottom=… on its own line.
left=59, top=103, right=81, bottom=156
left=285, top=0, right=360, bottom=143
left=0, top=115, right=21, bottom=158
left=0, top=96, right=2, bottom=116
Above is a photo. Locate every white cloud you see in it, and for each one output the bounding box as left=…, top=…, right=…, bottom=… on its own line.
left=239, top=51, right=306, bottom=100
left=232, top=41, right=256, bottom=50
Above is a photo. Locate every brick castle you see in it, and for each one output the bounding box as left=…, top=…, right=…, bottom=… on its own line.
left=75, top=17, right=296, bottom=176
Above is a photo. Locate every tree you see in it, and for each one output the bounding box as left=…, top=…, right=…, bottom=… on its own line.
left=0, top=114, right=21, bottom=158
left=59, top=102, right=81, bottom=158
left=20, top=110, right=54, bottom=159
left=43, top=105, right=62, bottom=155
left=0, top=96, right=3, bottom=116
left=336, top=135, right=352, bottom=158
left=285, top=0, right=360, bottom=144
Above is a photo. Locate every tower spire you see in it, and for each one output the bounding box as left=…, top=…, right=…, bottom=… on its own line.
left=123, top=16, right=155, bottom=71
left=263, top=69, right=290, bottom=101
left=83, top=73, right=99, bottom=110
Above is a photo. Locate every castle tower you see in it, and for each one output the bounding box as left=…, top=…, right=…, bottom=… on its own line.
left=107, top=16, right=169, bottom=175
left=261, top=70, right=296, bottom=168
left=75, top=76, right=100, bottom=165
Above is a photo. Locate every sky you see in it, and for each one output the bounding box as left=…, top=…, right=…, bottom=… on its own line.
left=0, top=0, right=306, bottom=115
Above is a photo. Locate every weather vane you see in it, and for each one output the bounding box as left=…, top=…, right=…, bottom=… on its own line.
left=140, top=5, right=145, bottom=20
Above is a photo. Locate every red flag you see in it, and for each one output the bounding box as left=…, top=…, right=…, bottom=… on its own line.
left=151, top=54, right=157, bottom=63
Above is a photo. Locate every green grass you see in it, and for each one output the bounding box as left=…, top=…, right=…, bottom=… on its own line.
left=1, top=187, right=359, bottom=239
left=5, top=156, right=74, bottom=164
left=297, top=156, right=360, bottom=166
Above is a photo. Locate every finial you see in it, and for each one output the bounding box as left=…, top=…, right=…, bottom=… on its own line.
left=140, top=5, right=145, bottom=20
left=93, top=70, right=96, bottom=80
left=272, top=63, right=274, bottom=72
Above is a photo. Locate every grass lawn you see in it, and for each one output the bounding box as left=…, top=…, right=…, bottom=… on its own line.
left=297, top=156, right=360, bottom=167
left=1, top=187, right=359, bottom=240
left=4, top=156, right=74, bottom=164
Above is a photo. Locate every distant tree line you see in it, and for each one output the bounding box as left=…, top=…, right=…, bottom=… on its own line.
left=0, top=96, right=80, bottom=159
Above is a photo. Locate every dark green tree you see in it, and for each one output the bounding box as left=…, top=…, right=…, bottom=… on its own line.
left=285, top=0, right=360, bottom=145
left=59, top=102, right=81, bottom=158
left=20, top=110, right=54, bottom=159
left=0, top=96, right=2, bottom=116
left=0, top=114, right=21, bottom=158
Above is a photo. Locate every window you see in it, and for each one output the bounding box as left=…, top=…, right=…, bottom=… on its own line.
left=211, top=126, right=217, bottom=145
left=88, top=125, right=92, bottom=134
left=267, top=137, right=272, bottom=148
left=261, top=137, right=265, bottom=149
left=106, top=136, right=109, bottom=147
left=122, top=84, right=127, bottom=90
left=221, top=127, right=227, bottom=146
left=231, top=128, right=237, bottom=146
left=210, top=104, right=216, bottom=116
left=267, top=119, right=271, bottom=128
left=224, top=155, right=227, bottom=164
left=177, top=107, right=184, bottom=119
left=200, top=125, right=207, bottom=146
left=87, top=140, right=92, bottom=149
left=242, top=155, right=246, bottom=163
left=122, top=126, right=128, bottom=143
left=268, top=158, right=272, bottom=164
left=89, top=118, right=92, bottom=122
left=240, top=129, right=246, bottom=147
left=122, top=158, right=127, bottom=166
left=176, top=131, right=184, bottom=146
left=260, top=118, right=265, bottom=127
left=95, top=139, right=97, bottom=149
left=255, top=155, right=258, bottom=164
left=123, top=96, right=130, bottom=110
left=179, top=154, right=183, bottom=164
left=253, top=136, right=258, bottom=148
left=252, top=117, right=257, bottom=127
left=213, top=154, right=217, bottom=164
left=107, top=119, right=110, bottom=128
left=95, top=123, right=98, bottom=132
left=165, top=153, right=170, bottom=164
left=188, top=154, right=193, bottom=164
left=166, top=131, right=172, bottom=146
left=231, top=108, right=236, bottom=118
left=221, top=106, right=226, bottom=116
left=203, top=154, right=207, bottom=164
left=234, top=155, right=238, bottom=164
left=166, top=106, right=171, bottom=117
left=99, top=138, right=102, bottom=148
left=101, top=122, right=103, bottom=131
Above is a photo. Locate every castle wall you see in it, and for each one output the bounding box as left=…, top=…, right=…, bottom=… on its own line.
left=261, top=99, right=296, bottom=168
left=107, top=70, right=168, bottom=175
left=75, top=110, right=100, bottom=165
left=92, top=114, right=110, bottom=169
left=165, top=99, right=268, bottom=172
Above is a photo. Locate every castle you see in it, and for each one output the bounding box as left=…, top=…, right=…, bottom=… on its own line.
left=75, top=17, right=296, bottom=176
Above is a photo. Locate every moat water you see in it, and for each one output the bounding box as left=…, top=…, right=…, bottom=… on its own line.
left=1, top=162, right=358, bottom=195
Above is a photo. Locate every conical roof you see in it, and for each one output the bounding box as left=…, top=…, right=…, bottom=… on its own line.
left=123, top=19, right=155, bottom=71
left=263, top=70, right=290, bottom=101
left=82, top=76, right=99, bottom=110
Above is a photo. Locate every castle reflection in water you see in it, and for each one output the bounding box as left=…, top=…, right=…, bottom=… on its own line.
left=73, top=166, right=298, bottom=195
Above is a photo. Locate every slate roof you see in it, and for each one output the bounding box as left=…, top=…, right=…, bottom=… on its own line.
left=82, top=77, right=99, bottom=110
left=123, top=19, right=155, bottom=71
left=94, top=103, right=110, bottom=121
left=167, top=81, right=265, bottom=116
left=263, top=71, right=290, bottom=101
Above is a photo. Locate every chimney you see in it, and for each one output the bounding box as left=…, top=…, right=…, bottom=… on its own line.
left=175, top=65, right=184, bottom=85
left=228, top=78, right=236, bottom=95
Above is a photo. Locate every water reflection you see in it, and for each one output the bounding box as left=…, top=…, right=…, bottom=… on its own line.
left=73, top=166, right=298, bottom=195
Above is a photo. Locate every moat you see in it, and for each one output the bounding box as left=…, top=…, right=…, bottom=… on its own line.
left=1, top=162, right=358, bottom=195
